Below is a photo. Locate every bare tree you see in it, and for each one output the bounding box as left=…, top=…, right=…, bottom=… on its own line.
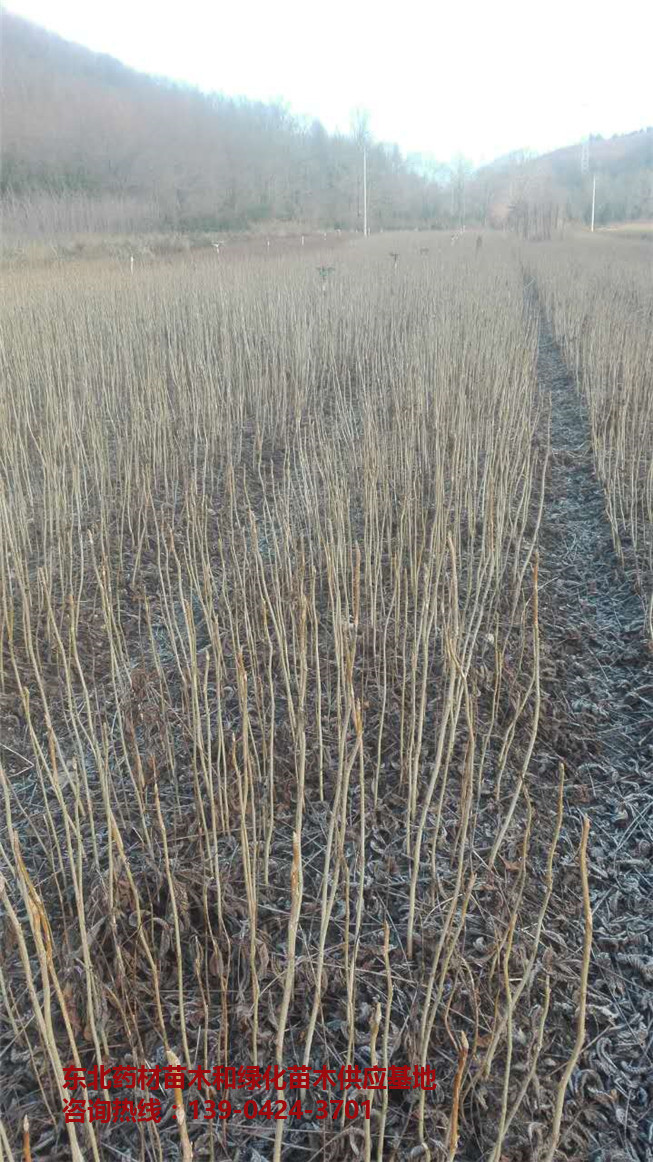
left=351, top=108, right=371, bottom=236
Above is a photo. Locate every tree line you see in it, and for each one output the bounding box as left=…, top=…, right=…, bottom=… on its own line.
left=1, top=13, right=650, bottom=241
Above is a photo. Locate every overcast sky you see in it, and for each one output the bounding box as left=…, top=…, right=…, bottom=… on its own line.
left=5, top=0, right=652, bottom=165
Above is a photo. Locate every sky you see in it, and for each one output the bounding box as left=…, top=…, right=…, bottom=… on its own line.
left=5, top=0, right=652, bottom=165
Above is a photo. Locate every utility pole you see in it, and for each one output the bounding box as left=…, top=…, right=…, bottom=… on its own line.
left=590, top=175, right=596, bottom=233
left=363, top=144, right=368, bottom=237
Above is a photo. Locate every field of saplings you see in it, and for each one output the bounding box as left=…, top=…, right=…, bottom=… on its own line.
left=1, top=232, right=651, bottom=1162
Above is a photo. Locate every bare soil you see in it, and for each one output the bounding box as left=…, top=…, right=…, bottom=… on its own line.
left=531, top=306, right=653, bottom=1162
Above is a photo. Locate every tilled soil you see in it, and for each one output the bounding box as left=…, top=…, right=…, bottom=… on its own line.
left=533, top=309, right=653, bottom=1162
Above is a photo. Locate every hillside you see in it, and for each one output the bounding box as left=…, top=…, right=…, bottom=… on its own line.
left=475, top=130, right=653, bottom=236
left=1, top=12, right=650, bottom=243
left=0, top=12, right=443, bottom=238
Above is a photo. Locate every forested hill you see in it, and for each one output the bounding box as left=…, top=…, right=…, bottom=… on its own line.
left=479, top=130, right=652, bottom=235
left=1, top=12, right=650, bottom=242
left=0, top=12, right=442, bottom=236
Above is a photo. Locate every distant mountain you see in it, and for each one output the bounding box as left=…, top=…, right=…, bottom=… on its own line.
left=1, top=11, right=650, bottom=242
left=473, top=130, right=652, bottom=236
left=0, top=12, right=444, bottom=238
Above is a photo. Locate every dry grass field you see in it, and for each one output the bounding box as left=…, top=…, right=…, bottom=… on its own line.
left=0, top=231, right=651, bottom=1162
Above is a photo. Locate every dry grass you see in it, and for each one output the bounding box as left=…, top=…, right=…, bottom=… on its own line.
left=0, top=232, right=627, bottom=1160
left=597, top=221, right=653, bottom=238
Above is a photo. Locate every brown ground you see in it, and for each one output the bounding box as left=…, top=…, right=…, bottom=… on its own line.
left=525, top=297, right=653, bottom=1162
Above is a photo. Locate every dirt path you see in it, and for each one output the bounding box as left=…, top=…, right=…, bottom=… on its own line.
left=534, top=308, right=653, bottom=1162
